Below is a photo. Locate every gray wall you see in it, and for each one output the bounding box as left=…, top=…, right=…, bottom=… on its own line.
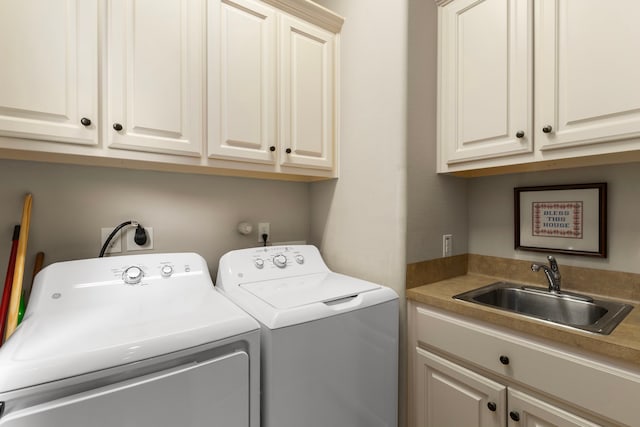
left=309, top=0, right=470, bottom=299
left=0, top=159, right=310, bottom=285
left=406, top=0, right=468, bottom=264
left=308, top=0, right=409, bottom=425
left=309, top=0, right=408, bottom=296
left=468, top=163, right=640, bottom=273
left=308, top=1, right=473, bottom=426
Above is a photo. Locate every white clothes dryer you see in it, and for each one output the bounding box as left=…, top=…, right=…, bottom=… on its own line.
left=0, top=253, right=260, bottom=427
left=216, top=245, right=399, bottom=427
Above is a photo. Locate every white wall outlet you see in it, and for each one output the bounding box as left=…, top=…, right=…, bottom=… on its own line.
left=125, top=226, right=153, bottom=251
left=258, top=222, right=270, bottom=243
left=443, top=234, right=453, bottom=257
left=101, top=228, right=122, bottom=254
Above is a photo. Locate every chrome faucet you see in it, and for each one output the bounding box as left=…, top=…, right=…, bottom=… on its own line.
left=531, top=255, right=562, bottom=293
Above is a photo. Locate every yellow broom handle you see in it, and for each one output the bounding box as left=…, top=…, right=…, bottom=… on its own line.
left=4, top=194, right=32, bottom=341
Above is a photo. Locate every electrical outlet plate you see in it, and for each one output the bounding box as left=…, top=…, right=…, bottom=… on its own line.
left=443, top=234, right=453, bottom=257
left=125, top=227, right=153, bottom=251
left=258, top=222, right=270, bottom=243
left=101, top=228, right=122, bottom=254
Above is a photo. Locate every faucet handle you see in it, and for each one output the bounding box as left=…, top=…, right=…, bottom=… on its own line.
left=532, top=256, right=562, bottom=293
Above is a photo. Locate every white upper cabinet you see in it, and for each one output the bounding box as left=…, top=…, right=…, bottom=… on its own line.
left=0, top=0, right=98, bottom=146
left=279, top=14, right=335, bottom=170
left=0, top=0, right=341, bottom=180
left=208, top=0, right=341, bottom=175
left=535, top=0, right=640, bottom=152
left=107, top=0, right=204, bottom=157
left=438, top=0, right=532, bottom=166
left=438, top=0, right=640, bottom=175
left=208, top=0, right=277, bottom=164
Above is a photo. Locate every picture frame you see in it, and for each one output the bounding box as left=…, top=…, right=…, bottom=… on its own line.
left=514, top=183, right=607, bottom=257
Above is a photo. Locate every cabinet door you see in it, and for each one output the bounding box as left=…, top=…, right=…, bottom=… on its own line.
left=107, top=0, right=203, bottom=157
left=279, top=14, right=335, bottom=170
left=535, top=0, right=640, bottom=152
left=208, top=0, right=277, bottom=164
left=507, top=389, right=603, bottom=427
left=0, top=0, right=97, bottom=145
left=438, top=0, right=532, bottom=167
left=415, top=347, right=506, bottom=427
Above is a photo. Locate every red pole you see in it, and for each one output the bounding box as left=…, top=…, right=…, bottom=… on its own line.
left=0, top=225, right=20, bottom=346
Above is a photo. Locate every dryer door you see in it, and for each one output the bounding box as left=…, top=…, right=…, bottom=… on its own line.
left=0, top=351, right=249, bottom=427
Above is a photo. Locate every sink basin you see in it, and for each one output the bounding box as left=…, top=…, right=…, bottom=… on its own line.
left=454, top=282, right=633, bottom=335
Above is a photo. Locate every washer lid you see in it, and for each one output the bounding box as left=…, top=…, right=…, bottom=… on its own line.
left=0, top=253, right=259, bottom=392
left=240, top=272, right=380, bottom=309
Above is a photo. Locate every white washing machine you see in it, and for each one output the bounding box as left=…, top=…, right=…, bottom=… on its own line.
left=0, top=253, right=260, bottom=427
left=216, top=245, right=399, bottom=427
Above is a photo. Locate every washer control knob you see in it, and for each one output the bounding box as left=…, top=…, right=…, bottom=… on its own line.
left=123, top=266, right=143, bottom=284
left=273, top=254, right=287, bottom=268
left=161, top=265, right=174, bottom=277
left=254, top=258, right=265, bottom=269
left=295, top=255, right=305, bottom=264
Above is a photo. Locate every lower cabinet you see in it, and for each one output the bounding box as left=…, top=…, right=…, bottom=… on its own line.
left=408, top=302, right=640, bottom=427
left=415, top=347, right=602, bottom=427
left=415, top=348, right=506, bottom=427
left=507, top=389, right=601, bottom=427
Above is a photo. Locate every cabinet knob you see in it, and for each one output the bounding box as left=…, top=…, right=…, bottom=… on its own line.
left=80, top=117, right=92, bottom=127
left=542, top=125, right=553, bottom=133
left=515, top=130, right=525, bottom=138
left=113, top=123, right=123, bottom=132
left=285, top=148, right=292, bottom=154
left=509, top=411, right=520, bottom=422
left=499, top=355, right=510, bottom=365
left=487, top=402, right=497, bottom=412
left=269, top=146, right=276, bottom=152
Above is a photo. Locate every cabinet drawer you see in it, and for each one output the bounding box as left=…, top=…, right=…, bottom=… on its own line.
left=414, top=305, right=640, bottom=426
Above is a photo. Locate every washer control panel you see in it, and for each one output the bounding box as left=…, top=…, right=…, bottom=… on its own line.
left=218, top=245, right=329, bottom=285
left=250, top=248, right=308, bottom=272
left=272, top=254, right=288, bottom=269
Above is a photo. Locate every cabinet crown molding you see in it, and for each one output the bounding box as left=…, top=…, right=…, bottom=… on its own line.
left=261, top=0, right=344, bottom=32
left=434, top=0, right=455, bottom=6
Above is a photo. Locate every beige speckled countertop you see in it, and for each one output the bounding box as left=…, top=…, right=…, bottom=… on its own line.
left=407, top=273, right=640, bottom=367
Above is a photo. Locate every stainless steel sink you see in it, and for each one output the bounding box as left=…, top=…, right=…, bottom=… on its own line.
left=454, top=282, right=633, bottom=335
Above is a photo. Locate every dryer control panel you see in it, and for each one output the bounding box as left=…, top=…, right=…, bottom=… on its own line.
left=24, top=253, right=210, bottom=319
left=111, top=257, right=193, bottom=286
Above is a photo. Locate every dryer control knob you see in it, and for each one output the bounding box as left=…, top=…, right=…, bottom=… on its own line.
left=273, top=254, right=287, bottom=268
left=254, top=258, right=265, bottom=269
left=295, top=255, right=305, bottom=264
left=161, top=265, right=174, bottom=277
left=123, top=266, right=143, bottom=284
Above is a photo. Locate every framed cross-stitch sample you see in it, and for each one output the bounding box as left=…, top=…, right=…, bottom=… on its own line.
left=514, top=183, right=607, bottom=257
